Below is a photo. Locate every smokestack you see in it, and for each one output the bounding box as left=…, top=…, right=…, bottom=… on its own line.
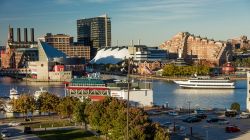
left=24, top=28, right=28, bottom=42
left=30, top=28, right=34, bottom=42
left=17, top=28, right=21, bottom=42
left=9, top=27, right=14, bottom=42
left=138, top=40, right=140, bottom=45
left=131, top=40, right=134, bottom=46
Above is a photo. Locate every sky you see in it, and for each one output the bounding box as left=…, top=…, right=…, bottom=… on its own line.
left=0, top=0, right=250, bottom=46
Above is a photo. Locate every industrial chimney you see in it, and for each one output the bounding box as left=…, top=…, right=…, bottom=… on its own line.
left=24, top=28, right=28, bottom=42
left=8, top=26, right=14, bottom=42
left=30, top=28, right=34, bottom=42
left=17, top=28, right=21, bottom=42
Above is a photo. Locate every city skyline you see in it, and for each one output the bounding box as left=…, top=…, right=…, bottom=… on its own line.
left=0, top=0, right=250, bottom=46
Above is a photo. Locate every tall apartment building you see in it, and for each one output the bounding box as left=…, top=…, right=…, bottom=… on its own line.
left=160, top=32, right=233, bottom=66
left=44, top=33, right=90, bottom=61
left=77, top=14, right=111, bottom=58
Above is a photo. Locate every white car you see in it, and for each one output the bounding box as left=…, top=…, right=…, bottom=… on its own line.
left=168, top=110, right=178, bottom=116
left=236, top=114, right=250, bottom=119
left=218, top=119, right=229, bottom=125
left=1, top=129, right=11, bottom=137
left=8, top=122, right=21, bottom=127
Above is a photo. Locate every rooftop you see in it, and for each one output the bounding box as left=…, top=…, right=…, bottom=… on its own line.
left=70, top=78, right=105, bottom=85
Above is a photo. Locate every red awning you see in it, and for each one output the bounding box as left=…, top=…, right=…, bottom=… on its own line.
left=88, top=95, right=106, bottom=101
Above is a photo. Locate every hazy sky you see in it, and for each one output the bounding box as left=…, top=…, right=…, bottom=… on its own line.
left=0, top=0, right=250, bottom=46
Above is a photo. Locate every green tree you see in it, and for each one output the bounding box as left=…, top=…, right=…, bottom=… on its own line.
left=0, top=99, right=6, bottom=112
left=85, top=97, right=170, bottom=140
left=231, top=102, right=240, bottom=112
left=73, top=99, right=90, bottom=130
left=11, top=94, right=36, bottom=117
left=57, top=96, right=79, bottom=120
left=37, top=93, right=60, bottom=115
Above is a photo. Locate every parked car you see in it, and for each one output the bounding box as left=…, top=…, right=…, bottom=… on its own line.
left=207, top=118, right=220, bottom=123
left=186, top=117, right=202, bottom=123
left=218, top=119, right=229, bottom=125
left=8, top=121, right=21, bottom=127
left=24, top=126, right=32, bottom=134
left=182, top=116, right=194, bottom=122
left=225, top=110, right=237, bottom=117
left=168, top=110, right=178, bottom=116
left=236, top=113, right=250, bottom=119
left=225, top=125, right=240, bottom=133
left=1, top=129, right=11, bottom=137
left=195, top=114, right=207, bottom=119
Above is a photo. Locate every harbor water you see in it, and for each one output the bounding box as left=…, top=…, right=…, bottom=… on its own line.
left=0, top=76, right=247, bottom=110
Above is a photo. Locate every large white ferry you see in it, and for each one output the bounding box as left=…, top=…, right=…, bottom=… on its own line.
left=174, top=76, right=235, bottom=89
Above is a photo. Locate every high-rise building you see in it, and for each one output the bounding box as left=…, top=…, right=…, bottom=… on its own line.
left=44, top=33, right=90, bottom=61
left=77, top=14, right=111, bottom=58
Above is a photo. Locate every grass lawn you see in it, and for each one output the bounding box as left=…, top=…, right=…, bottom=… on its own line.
left=35, top=129, right=101, bottom=140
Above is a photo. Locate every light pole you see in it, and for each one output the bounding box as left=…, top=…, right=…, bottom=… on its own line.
left=188, top=101, right=191, bottom=116
left=126, top=58, right=131, bottom=140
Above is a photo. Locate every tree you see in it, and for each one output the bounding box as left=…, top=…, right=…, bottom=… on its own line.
left=37, top=93, right=60, bottom=115
left=73, top=99, right=90, bottom=130
left=11, top=94, right=36, bottom=117
left=57, top=96, right=79, bottom=120
left=231, top=102, right=240, bottom=112
left=85, top=97, right=170, bottom=140
left=0, top=99, right=6, bottom=113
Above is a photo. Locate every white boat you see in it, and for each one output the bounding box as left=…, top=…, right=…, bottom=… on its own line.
left=34, top=87, right=48, bottom=100
left=174, top=76, right=235, bottom=89
left=9, top=88, right=19, bottom=99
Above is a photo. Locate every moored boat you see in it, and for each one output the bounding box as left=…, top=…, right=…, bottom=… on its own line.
left=174, top=76, right=235, bottom=89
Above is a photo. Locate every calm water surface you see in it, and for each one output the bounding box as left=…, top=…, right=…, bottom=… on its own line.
left=0, top=76, right=247, bottom=110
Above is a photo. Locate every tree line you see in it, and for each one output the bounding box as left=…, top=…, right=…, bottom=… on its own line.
left=3, top=94, right=169, bottom=140
left=162, top=64, right=210, bottom=76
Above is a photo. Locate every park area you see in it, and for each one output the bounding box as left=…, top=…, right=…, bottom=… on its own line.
left=35, top=129, right=101, bottom=140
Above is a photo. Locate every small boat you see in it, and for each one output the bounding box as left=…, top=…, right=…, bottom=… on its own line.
left=9, top=88, right=20, bottom=99
left=34, top=87, right=48, bottom=99
left=174, top=76, right=235, bottom=89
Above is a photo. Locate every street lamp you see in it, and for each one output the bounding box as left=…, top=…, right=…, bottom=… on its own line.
left=188, top=101, right=191, bottom=116
left=126, top=57, right=132, bottom=140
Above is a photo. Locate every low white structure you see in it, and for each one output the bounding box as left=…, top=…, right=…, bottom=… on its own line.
left=247, top=72, right=250, bottom=112
left=110, top=89, right=153, bottom=107
left=34, top=87, right=48, bottom=100
left=90, top=46, right=131, bottom=64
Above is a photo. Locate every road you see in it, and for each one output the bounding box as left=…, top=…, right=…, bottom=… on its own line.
left=0, top=123, right=40, bottom=140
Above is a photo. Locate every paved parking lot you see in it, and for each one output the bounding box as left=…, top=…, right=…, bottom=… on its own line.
left=150, top=112, right=250, bottom=140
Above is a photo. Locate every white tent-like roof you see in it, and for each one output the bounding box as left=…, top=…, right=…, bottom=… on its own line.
left=90, top=47, right=131, bottom=64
